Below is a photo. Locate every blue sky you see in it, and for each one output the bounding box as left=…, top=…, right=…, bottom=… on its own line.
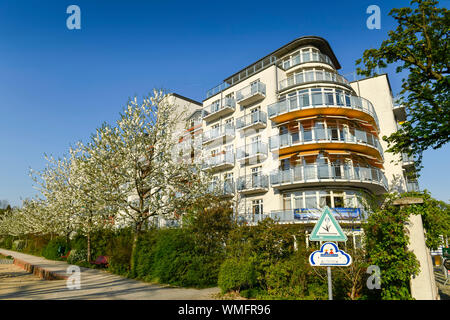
left=0, top=0, right=448, bottom=206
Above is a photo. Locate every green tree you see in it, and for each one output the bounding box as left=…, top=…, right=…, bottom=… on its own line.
left=356, top=0, right=449, bottom=170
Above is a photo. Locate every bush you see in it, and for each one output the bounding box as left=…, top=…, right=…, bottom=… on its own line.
left=0, top=236, right=14, bottom=249
left=67, top=249, right=87, bottom=264
left=150, top=228, right=195, bottom=286
left=218, top=257, right=257, bottom=293
left=12, top=240, right=25, bottom=252
left=42, top=237, right=69, bottom=260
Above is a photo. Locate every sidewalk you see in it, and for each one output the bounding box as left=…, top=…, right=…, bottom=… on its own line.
left=0, top=248, right=220, bottom=300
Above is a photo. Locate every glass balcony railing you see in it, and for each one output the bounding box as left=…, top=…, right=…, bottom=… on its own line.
left=270, top=164, right=388, bottom=191
left=269, top=127, right=384, bottom=158
left=202, top=125, right=235, bottom=144
left=269, top=208, right=364, bottom=223
left=236, top=141, right=268, bottom=161
left=202, top=152, right=235, bottom=170
left=267, top=90, right=379, bottom=129
left=236, top=110, right=267, bottom=130
left=402, top=152, right=415, bottom=164
left=208, top=179, right=235, bottom=196
left=279, top=70, right=349, bottom=91
left=236, top=82, right=266, bottom=104
left=202, top=97, right=236, bottom=120
left=406, top=180, right=420, bottom=192
left=237, top=174, right=269, bottom=192
left=280, top=52, right=334, bottom=71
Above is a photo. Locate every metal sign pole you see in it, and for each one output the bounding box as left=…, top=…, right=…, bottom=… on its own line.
left=327, top=266, right=333, bottom=300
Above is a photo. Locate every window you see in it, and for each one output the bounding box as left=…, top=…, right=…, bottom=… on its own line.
left=289, top=92, right=298, bottom=109
left=333, top=191, right=345, bottom=208
left=311, top=89, right=323, bottom=106
left=319, top=191, right=332, bottom=207
left=299, top=89, right=310, bottom=108
left=305, top=191, right=317, bottom=208
left=283, top=194, right=291, bottom=210
left=252, top=199, right=263, bottom=215
left=335, top=90, right=344, bottom=106
left=305, top=70, right=315, bottom=82
left=302, top=49, right=310, bottom=62
left=324, top=89, right=334, bottom=105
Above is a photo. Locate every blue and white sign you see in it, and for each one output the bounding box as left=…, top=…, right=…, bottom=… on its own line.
left=309, top=242, right=352, bottom=267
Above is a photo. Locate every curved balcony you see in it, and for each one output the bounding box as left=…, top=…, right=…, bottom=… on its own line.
left=279, top=70, right=350, bottom=91
left=236, top=82, right=266, bottom=106
left=280, top=51, right=334, bottom=72
left=202, top=152, right=235, bottom=172
left=269, top=127, right=384, bottom=160
left=270, top=164, right=388, bottom=194
left=203, top=97, right=236, bottom=122
left=236, top=110, right=267, bottom=131
left=268, top=90, right=379, bottom=131
left=236, top=141, right=268, bottom=164
left=237, top=174, right=269, bottom=194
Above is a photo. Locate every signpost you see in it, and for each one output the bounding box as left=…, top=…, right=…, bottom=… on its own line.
left=308, top=206, right=352, bottom=300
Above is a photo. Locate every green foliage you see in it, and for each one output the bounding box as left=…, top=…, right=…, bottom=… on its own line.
left=401, top=190, right=450, bottom=250
left=42, top=237, right=69, bottom=260
left=356, top=0, right=450, bottom=169
left=150, top=228, right=196, bottom=286
left=0, top=236, right=14, bottom=249
left=218, top=257, right=257, bottom=293
left=364, top=197, right=420, bottom=300
left=12, top=240, right=25, bottom=252
left=67, top=249, right=87, bottom=264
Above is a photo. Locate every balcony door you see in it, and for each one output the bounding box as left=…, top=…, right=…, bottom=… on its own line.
left=251, top=166, right=262, bottom=188
left=250, top=106, right=260, bottom=124
left=250, top=79, right=260, bottom=95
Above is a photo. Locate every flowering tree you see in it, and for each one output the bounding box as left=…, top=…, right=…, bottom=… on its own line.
left=83, top=90, right=210, bottom=265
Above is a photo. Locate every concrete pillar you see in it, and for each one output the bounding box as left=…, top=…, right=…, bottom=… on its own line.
left=407, top=214, right=439, bottom=300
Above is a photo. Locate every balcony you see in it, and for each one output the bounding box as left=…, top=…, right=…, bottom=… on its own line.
left=268, top=90, right=379, bottom=131
left=279, top=70, right=350, bottom=91
left=236, top=110, right=267, bottom=131
left=270, top=164, right=388, bottom=194
left=202, top=152, right=235, bottom=172
left=401, top=152, right=415, bottom=167
left=236, top=141, right=268, bottom=164
left=268, top=207, right=364, bottom=224
left=202, top=125, right=235, bottom=146
left=269, top=127, right=384, bottom=161
left=236, top=82, right=266, bottom=106
left=202, top=98, right=236, bottom=122
left=280, top=51, right=334, bottom=72
left=237, top=174, right=269, bottom=194
left=208, top=180, right=235, bottom=197
left=406, top=180, right=419, bottom=192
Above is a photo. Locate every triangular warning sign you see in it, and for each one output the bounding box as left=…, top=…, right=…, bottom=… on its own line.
left=309, top=206, right=347, bottom=242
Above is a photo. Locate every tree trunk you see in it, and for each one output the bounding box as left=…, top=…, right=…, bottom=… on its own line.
left=87, top=231, right=91, bottom=263
left=130, top=222, right=143, bottom=277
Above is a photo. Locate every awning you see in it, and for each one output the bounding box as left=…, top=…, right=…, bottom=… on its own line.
left=324, top=149, right=350, bottom=155
left=297, top=150, right=320, bottom=157
left=278, top=153, right=296, bottom=160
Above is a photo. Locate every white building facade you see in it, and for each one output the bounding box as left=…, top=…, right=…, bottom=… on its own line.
left=175, top=36, right=417, bottom=226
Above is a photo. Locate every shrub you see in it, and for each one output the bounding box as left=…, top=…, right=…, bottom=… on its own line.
left=218, top=257, right=257, bottom=293
left=42, top=237, right=69, bottom=260
left=67, top=249, right=87, bottom=264
left=150, top=228, right=195, bottom=286
left=132, top=231, right=158, bottom=280
left=12, top=240, right=25, bottom=252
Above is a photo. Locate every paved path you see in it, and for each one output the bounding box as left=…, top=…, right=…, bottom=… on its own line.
left=0, top=249, right=220, bottom=300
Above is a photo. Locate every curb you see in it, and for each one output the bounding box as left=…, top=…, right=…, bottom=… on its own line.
left=12, top=257, right=69, bottom=280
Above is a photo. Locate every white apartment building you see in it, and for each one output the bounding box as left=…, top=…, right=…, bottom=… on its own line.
left=173, top=36, right=417, bottom=227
